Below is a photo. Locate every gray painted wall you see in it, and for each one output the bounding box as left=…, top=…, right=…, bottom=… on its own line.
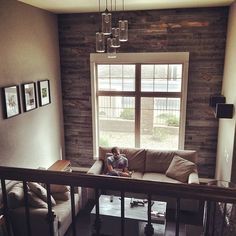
left=0, top=0, right=64, bottom=169
left=216, top=2, right=236, bottom=182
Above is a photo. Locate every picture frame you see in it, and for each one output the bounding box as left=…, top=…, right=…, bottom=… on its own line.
left=38, top=80, right=51, bottom=106
left=2, top=85, right=21, bottom=119
left=22, top=82, right=37, bottom=112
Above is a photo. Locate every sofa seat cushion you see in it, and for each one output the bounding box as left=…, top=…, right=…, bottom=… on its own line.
left=142, top=172, right=181, bottom=184
left=131, top=171, right=143, bottom=180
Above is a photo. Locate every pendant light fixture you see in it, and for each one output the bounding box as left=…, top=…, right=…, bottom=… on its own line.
left=119, top=0, right=128, bottom=42
left=102, top=0, right=112, bottom=35
left=95, top=0, right=128, bottom=53
left=96, top=0, right=105, bottom=52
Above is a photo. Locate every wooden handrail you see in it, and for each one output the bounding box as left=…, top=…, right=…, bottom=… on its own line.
left=0, top=166, right=236, bottom=203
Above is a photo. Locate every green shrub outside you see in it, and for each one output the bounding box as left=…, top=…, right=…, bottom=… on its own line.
left=157, top=113, right=179, bottom=127
left=99, top=136, right=109, bottom=146
left=120, top=108, right=134, bottom=120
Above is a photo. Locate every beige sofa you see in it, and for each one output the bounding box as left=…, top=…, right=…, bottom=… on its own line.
left=88, top=147, right=200, bottom=212
left=0, top=180, right=81, bottom=236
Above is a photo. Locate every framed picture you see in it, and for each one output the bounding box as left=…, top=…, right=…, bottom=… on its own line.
left=38, top=80, right=51, bottom=106
left=22, top=82, right=37, bottom=112
left=2, top=85, right=21, bottom=119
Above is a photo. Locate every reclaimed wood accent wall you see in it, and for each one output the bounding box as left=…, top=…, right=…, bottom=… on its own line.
left=58, top=7, right=228, bottom=177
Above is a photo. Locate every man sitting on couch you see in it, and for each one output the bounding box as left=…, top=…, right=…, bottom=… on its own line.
left=106, top=147, right=132, bottom=177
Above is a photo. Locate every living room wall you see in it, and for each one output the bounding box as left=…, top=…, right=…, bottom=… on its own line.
left=0, top=1, right=64, bottom=169
left=216, top=2, right=236, bottom=182
left=58, top=7, right=228, bottom=177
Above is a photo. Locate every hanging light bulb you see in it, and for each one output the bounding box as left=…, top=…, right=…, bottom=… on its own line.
left=102, top=0, right=112, bottom=35
left=96, top=32, right=105, bottom=52
left=119, top=0, right=128, bottom=42
left=107, top=36, right=116, bottom=54
left=111, top=27, right=120, bottom=48
left=96, top=0, right=105, bottom=52
left=111, top=0, right=120, bottom=48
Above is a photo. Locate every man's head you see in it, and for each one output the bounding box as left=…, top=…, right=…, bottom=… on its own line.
left=111, top=147, right=120, bottom=158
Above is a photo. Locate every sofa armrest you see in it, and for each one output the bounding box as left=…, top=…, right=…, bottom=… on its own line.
left=188, top=172, right=200, bottom=184
left=87, top=160, right=103, bottom=175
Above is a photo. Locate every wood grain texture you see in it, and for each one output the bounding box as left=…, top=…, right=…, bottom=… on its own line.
left=58, top=7, right=229, bottom=177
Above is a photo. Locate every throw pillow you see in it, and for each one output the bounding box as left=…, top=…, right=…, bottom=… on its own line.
left=51, top=191, right=70, bottom=201
left=50, top=184, right=70, bottom=193
left=166, top=155, right=197, bottom=183
left=28, top=182, right=56, bottom=206
left=8, top=183, right=24, bottom=208
left=28, top=191, right=48, bottom=208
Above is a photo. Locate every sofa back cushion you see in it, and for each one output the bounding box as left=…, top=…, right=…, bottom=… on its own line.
left=145, top=149, right=198, bottom=173
left=99, top=147, right=146, bottom=172
left=174, top=150, right=198, bottom=164
left=145, top=150, right=175, bottom=173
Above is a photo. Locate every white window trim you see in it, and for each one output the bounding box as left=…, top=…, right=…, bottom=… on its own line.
left=90, top=52, right=189, bottom=158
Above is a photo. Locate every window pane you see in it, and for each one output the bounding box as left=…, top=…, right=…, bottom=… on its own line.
left=154, top=79, right=167, bottom=92
left=168, top=64, right=182, bottom=79
left=123, top=78, right=135, bottom=91
left=111, top=78, right=122, bottom=91
left=98, top=96, right=135, bottom=147
left=123, top=65, right=135, bottom=78
left=110, top=65, right=122, bottom=77
left=97, top=64, right=109, bottom=77
left=141, top=65, right=154, bottom=78
left=168, top=64, right=182, bottom=92
left=98, top=78, right=110, bottom=90
left=140, top=97, right=180, bottom=150
left=141, top=79, right=154, bottom=91
left=168, top=79, right=181, bottom=92
left=155, top=65, right=168, bottom=79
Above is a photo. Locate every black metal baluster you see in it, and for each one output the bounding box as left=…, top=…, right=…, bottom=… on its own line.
left=93, top=188, right=101, bottom=236
left=144, top=194, right=154, bottom=236
left=70, top=185, right=76, bottom=236
left=220, top=202, right=227, bottom=236
left=46, top=184, right=54, bottom=236
left=0, top=179, right=12, bottom=236
left=23, top=181, right=31, bottom=236
left=120, top=192, right=125, bottom=236
left=175, top=197, right=180, bottom=236
left=204, top=200, right=211, bottom=236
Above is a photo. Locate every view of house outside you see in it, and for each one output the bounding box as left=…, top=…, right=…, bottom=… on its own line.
left=97, top=64, right=182, bottom=149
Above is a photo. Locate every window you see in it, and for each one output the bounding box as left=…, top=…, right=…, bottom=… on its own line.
left=90, top=53, right=189, bottom=155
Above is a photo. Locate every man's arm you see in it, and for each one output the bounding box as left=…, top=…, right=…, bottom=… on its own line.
left=120, top=158, right=131, bottom=177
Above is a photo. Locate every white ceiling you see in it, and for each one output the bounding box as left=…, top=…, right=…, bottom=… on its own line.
left=18, top=0, right=234, bottom=14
